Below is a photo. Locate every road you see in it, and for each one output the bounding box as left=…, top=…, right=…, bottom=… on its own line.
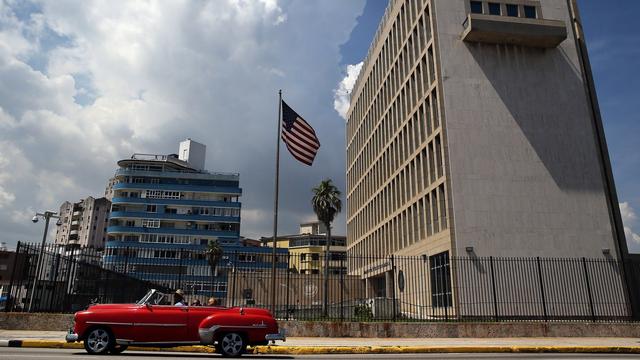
left=2, top=348, right=640, bottom=359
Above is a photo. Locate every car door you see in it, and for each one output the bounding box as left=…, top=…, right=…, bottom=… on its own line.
left=131, top=305, right=189, bottom=343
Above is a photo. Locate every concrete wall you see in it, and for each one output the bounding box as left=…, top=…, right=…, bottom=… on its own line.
left=433, top=0, right=616, bottom=259
left=3, top=312, right=640, bottom=338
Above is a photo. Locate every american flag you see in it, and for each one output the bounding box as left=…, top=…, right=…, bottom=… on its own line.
left=281, top=100, right=320, bottom=166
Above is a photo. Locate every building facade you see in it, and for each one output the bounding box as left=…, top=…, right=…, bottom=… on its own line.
left=55, top=197, right=111, bottom=249
left=346, top=0, right=627, bottom=309
left=263, top=222, right=347, bottom=275
left=102, top=139, right=286, bottom=300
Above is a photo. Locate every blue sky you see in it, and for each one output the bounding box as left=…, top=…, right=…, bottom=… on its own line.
left=340, top=0, right=640, bottom=251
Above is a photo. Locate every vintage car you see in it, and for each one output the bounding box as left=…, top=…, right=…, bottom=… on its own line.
left=65, top=289, right=285, bottom=357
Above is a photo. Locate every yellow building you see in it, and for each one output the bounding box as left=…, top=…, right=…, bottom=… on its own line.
left=262, top=222, right=347, bottom=275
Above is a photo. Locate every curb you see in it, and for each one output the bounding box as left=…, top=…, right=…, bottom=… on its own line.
left=252, top=345, right=640, bottom=354
left=2, top=340, right=640, bottom=354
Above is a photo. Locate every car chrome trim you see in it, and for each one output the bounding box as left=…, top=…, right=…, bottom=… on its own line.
left=265, top=329, right=286, bottom=342
left=117, top=340, right=200, bottom=345
left=86, top=321, right=133, bottom=326
left=65, top=333, right=79, bottom=342
left=198, top=325, right=220, bottom=344
left=86, top=321, right=186, bottom=327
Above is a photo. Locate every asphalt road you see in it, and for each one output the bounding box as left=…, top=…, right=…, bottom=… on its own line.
left=3, top=348, right=640, bottom=359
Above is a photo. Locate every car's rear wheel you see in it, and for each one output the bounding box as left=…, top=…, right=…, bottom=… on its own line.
left=217, top=332, right=246, bottom=357
left=109, top=344, right=128, bottom=354
left=84, top=327, right=114, bottom=355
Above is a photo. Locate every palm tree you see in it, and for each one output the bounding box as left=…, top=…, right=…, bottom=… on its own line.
left=206, top=240, right=224, bottom=298
left=311, top=179, right=342, bottom=317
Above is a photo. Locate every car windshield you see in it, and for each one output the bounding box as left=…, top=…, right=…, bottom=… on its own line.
left=136, top=289, right=168, bottom=305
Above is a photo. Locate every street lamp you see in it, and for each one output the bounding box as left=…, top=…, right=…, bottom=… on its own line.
left=28, top=211, right=61, bottom=312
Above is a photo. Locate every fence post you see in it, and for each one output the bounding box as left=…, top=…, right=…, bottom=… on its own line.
left=582, top=257, right=596, bottom=322
left=536, top=257, right=548, bottom=321
left=48, top=253, right=61, bottom=312
left=123, top=247, right=130, bottom=274
left=285, top=253, right=291, bottom=321
left=390, top=254, right=397, bottom=321
left=177, top=248, right=184, bottom=291
left=489, top=256, right=499, bottom=321
left=5, top=241, right=21, bottom=312
left=231, top=251, right=238, bottom=307
left=340, top=255, right=345, bottom=321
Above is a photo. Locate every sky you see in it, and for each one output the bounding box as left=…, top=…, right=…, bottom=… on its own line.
left=0, top=0, right=638, bottom=253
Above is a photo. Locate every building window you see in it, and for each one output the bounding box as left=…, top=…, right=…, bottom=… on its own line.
left=488, top=2, right=501, bottom=15
left=146, top=205, right=157, bottom=213
left=470, top=1, right=482, bottom=14
left=142, top=219, right=160, bottom=228
left=429, top=251, right=452, bottom=308
left=506, top=4, right=518, bottom=17
left=524, top=5, right=536, bottom=18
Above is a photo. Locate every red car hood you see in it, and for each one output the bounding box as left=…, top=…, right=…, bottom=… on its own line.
left=86, top=303, right=140, bottom=311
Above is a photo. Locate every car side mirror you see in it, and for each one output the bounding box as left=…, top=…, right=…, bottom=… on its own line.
left=239, top=307, right=244, bottom=315
left=146, top=303, right=152, bottom=310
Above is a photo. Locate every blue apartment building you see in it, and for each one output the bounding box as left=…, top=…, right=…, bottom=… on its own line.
left=103, top=139, right=286, bottom=300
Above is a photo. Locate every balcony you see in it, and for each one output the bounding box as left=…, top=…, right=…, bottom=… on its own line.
left=109, top=211, right=240, bottom=223
left=111, top=197, right=241, bottom=208
left=461, top=13, right=567, bottom=48
left=72, top=211, right=82, bottom=217
left=112, top=182, right=242, bottom=194
left=106, top=225, right=240, bottom=238
left=70, top=230, right=79, bottom=236
left=71, top=220, right=79, bottom=226
left=115, top=168, right=239, bottom=182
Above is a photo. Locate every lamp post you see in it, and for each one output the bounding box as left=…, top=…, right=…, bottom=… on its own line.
left=28, top=211, right=62, bottom=312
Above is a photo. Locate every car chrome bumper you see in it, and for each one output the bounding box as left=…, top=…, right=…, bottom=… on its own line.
left=265, top=329, right=286, bottom=342
left=65, top=333, right=79, bottom=342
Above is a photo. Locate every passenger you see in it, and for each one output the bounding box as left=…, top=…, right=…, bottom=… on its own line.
left=207, top=297, right=220, bottom=306
left=174, top=289, right=186, bottom=306
left=191, top=299, right=201, bottom=306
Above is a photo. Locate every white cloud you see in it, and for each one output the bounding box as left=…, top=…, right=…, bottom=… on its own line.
left=0, top=185, right=14, bottom=207
left=333, top=62, right=363, bottom=120
left=621, top=202, right=640, bottom=245
left=621, top=202, right=637, bottom=224
left=0, top=0, right=366, bottom=247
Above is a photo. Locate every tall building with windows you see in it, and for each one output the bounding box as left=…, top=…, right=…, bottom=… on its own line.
left=55, top=196, right=111, bottom=249
left=346, top=0, right=627, bottom=302
left=103, top=139, right=285, bottom=299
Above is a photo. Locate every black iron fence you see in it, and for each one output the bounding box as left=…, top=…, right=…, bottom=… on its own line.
left=4, top=241, right=638, bottom=322
left=4, top=242, right=171, bottom=313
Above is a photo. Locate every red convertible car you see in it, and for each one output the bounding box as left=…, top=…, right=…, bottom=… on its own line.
left=65, top=289, right=285, bottom=357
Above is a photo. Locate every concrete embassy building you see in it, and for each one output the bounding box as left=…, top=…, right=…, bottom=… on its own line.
left=55, top=197, right=111, bottom=249
left=346, top=0, right=627, bottom=302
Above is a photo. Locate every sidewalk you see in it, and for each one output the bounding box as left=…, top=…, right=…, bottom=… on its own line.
left=2, top=330, right=640, bottom=354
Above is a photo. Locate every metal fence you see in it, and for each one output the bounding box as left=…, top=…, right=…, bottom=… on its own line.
left=4, top=242, right=171, bottom=313
left=4, top=241, right=637, bottom=322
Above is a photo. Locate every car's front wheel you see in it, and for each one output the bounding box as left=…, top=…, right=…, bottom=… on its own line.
left=217, top=332, right=246, bottom=357
left=84, top=327, right=113, bottom=355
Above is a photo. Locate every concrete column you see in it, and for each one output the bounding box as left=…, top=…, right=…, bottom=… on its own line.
left=385, top=271, right=393, bottom=298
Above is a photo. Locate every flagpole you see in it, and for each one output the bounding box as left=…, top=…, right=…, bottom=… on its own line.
left=270, top=90, right=282, bottom=314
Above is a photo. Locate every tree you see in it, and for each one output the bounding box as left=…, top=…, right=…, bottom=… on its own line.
left=206, top=240, right=224, bottom=297
left=311, top=179, right=342, bottom=317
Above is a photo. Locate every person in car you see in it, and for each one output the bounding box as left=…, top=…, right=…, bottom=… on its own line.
left=207, top=297, right=220, bottom=306
left=174, top=289, right=186, bottom=306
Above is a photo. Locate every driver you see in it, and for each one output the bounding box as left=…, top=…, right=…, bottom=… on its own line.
left=174, top=289, right=186, bottom=306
